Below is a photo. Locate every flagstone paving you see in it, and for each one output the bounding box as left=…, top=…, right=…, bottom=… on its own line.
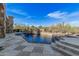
left=0, top=33, right=63, bottom=56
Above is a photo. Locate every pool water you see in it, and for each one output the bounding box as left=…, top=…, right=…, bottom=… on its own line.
left=23, top=34, right=51, bottom=44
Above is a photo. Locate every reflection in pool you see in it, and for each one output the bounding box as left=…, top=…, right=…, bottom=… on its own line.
left=23, top=34, right=51, bottom=44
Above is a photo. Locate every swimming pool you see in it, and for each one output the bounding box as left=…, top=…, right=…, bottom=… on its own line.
left=23, top=33, right=51, bottom=44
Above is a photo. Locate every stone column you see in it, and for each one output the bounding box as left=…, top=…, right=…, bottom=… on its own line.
left=0, top=3, right=6, bottom=38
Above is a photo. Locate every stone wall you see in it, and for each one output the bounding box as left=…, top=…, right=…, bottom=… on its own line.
left=6, top=16, right=13, bottom=33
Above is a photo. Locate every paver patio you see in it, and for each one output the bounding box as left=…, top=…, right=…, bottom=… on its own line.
left=0, top=33, right=63, bottom=56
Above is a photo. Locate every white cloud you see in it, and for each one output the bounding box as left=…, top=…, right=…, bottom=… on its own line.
left=47, top=11, right=79, bottom=26
left=47, top=11, right=68, bottom=19
left=7, top=9, right=27, bottom=16
left=7, top=8, right=33, bottom=25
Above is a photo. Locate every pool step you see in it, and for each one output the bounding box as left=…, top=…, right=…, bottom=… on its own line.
left=51, top=42, right=79, bottom=56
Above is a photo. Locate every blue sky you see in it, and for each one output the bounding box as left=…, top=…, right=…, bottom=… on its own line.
left=6, top=3, right=79, bottom=26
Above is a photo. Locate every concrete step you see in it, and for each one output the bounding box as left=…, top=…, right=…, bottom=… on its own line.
left=60, top=41, right=79, bottom=49
left=51, top=45, right=77, bottom=56
left=56, top=42, right=79, bottom=55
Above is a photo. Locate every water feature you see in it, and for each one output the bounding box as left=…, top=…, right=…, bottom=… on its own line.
left=23, top=33, right=51, bottom=44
